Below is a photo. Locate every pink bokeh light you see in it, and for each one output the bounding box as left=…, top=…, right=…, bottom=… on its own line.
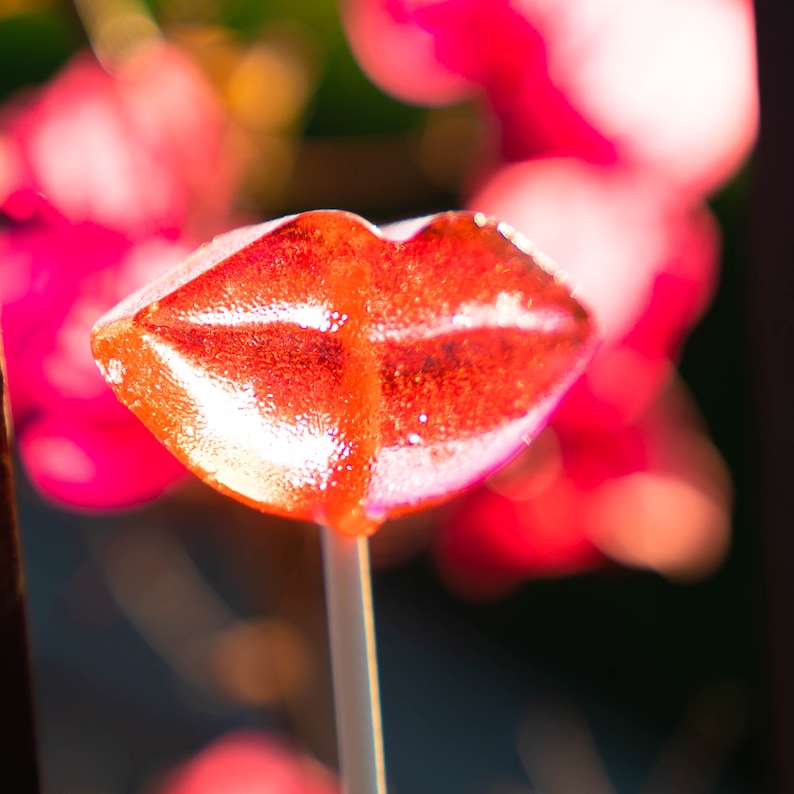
left=159, top=732, right=339, bottom=794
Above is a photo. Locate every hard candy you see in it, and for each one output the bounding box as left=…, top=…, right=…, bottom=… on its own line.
left=92, top=210, right=594, bottom=535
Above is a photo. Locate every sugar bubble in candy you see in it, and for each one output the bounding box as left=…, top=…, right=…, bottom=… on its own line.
left=91, top=210, right=595, bottom=536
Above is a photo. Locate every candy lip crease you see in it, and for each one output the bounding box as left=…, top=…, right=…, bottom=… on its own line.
left=91, top=209, right=596, bottom=536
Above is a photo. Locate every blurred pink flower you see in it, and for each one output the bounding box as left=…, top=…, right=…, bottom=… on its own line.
left=433, top=158, right=732, bottom=595
left=343, top=0, right=757, bottom=196
left=0, top=43, right=240, bottom=509
left=159, top=731, right=339, bottom=794
left=0, top=43, right=237, bottom=237
left=436, top=380, right=732, bottom=600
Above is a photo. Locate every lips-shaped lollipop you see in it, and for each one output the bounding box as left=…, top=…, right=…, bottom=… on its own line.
left=91, top=210, right=594, bottom=535
left=92, top=209, right=595, bottom=793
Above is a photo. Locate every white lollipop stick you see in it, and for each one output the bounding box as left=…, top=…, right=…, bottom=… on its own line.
left=321, top=525, right=387, bottom=794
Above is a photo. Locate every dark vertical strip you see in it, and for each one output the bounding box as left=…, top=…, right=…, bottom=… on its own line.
left=752, top=2, right=794, bottom=792
left=0, top=350, right=40, bottom=791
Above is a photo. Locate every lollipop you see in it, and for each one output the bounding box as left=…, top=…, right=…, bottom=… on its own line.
left=92, top=209, right=595, bottom=793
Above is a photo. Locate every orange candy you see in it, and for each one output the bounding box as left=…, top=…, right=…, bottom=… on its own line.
left=91, top=210, right=594, bottom=535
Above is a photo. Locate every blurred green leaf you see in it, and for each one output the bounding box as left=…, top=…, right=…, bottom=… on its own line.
left=305, top=35, right=426, bottom=137
left=0, top=9, right=80, bottom=101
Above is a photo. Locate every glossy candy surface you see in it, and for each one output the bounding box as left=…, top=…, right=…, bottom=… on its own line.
left=91, top=211, right=594, bottom=535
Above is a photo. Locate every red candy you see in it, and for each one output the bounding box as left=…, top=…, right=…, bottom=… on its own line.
left=91, top=211, right=594, bottom=535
